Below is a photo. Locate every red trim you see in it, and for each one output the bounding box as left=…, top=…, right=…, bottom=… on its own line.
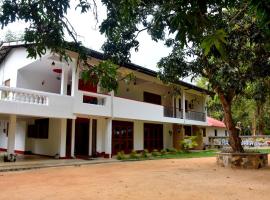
left=0, top=148, right=25, bottom=155
left=104, top=154, right=110, bottom=158
left=0, top=148, right=6, bottom=152
left=53, top=68, right=62, bottom=74
left=96, top=152, right=111, bottom=158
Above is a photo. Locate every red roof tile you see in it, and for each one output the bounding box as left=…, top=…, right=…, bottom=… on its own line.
left=207, top=117, right=226, bottom=128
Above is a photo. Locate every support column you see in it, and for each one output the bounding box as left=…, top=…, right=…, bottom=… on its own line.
left=7, top=115, right=16, bottom=154
left=104, top=118, right=112, bottom=158
left=203, top=95, right=207, bottom=122
left=61, top=66, right=68, bottom=95
left=89, top=118, right=93, bottom=156
left=59, top=119, right=67, bottom=158
left=71, top=62, right=78, bottom=97
left=71, top=119, right=75, bottom=157
left=182, top=88, right=186, bottom=120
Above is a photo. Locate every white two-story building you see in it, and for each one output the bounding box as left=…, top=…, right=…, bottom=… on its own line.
left=0, top=41, right=211, bottom=158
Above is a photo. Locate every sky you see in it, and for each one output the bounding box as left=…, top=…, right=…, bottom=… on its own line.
left=0, top=0, right=193, bottom=83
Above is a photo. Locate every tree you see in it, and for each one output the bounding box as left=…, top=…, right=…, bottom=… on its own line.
left=1, top=30, right=24, bottom=42
left=100, top=2, right=270, bottom=152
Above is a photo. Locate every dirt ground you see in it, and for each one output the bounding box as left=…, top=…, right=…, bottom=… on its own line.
left=0, top=157, right=269, bottom=200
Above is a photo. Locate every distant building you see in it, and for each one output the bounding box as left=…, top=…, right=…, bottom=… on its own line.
left=203, top=117, right=227, bottom=145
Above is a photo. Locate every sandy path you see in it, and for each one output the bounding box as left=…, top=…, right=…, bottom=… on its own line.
left=0, top=157, right=269, bottom=200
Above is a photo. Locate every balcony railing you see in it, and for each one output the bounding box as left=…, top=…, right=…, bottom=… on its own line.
left=0, top=86, right=49, bottom=105
left=185, top=110, right=206, bottom=122
left=164, top=106, right=183, bottom=119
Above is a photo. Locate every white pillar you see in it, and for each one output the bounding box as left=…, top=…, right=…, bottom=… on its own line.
left=110, top=91, right=114, bottom=118
left=71, top=63, right=78, bottom=96
left=182, top=88, right=186, bottom=120
left=7, top=115, right=16, bottom=154
left=104, top=118, right=112, bottom=158
left=59, top=119, right=67, bottom=158
left=71, top=119, right=75, bottom=157
left=89, top=118, right=93, bottom=156
left=61, top=66, right=68, bottom=95
left=204, top=95, right=207, bottom=122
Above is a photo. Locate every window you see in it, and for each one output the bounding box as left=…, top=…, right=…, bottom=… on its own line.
left=214, top=129, right=217, bottom=137
left=143, top=92, right=161, bottom=105
left=28, top=118, right=49, bottom=139
left=202, top=128, right=206, bottom=137
left=225, top=130, right=228, bottom=136
left=184, top=126, right=192, bottom=136
left=185, top=100, right=188, bottom=111
left=178, top=98, right=181, bottom=110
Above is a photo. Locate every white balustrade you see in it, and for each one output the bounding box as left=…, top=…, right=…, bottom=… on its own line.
left=0, top=86, right=49, bottom=106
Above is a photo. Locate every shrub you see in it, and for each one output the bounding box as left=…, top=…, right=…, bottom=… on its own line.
left=180, top=136, right=198, bottom=152
left=129, top=150, right=139, bottom=159
left=264, top=129, right=270, bottom=135
left=166, top=148, right=178, bottom=154
left=116, top=151, right=125, bottom=160
left=141, top=149, right=150, bottom=158
left=151, top=149, right=161, bottom=157
left=160, top=149, right=167, bottom=155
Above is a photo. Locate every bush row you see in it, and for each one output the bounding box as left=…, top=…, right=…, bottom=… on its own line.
left=116, top=148, right=182, bottom=160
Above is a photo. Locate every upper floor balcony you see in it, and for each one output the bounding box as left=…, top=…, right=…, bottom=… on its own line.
left=0, top=46, right=208, bottom=125
left=0, top=86, right=74, bottom=119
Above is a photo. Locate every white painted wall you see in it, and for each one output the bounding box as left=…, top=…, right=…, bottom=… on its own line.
left=25, top=118, right=62, bottom=156
left=203, top=127, right=227, bottom=145
left=96, top=118, right=105, bottom=153
left=116, top=80, right=172, bottom=108
left=17, top=69, right=61, bottom=94
left=134, top=120, right=144, bottom=151
left=0, top=48, right=38, bottom=87
left=0, top=120, right=26, bottom=152
left=163, top=123, right=173, bottom=149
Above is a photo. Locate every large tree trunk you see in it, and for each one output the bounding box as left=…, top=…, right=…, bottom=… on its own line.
left=218, top=93, right=244, bottom=153
left=252, top=112, right=256, bottom=136
left=257, top=103, right=264, bottom=135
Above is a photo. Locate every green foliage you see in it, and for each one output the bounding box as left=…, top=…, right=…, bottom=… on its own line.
left=166, top=148, right=178, bottom=154
left=141, top=149, right=150, bottom=158
left=264, top=129, right=270, bottom=135
left=180, top=136, right=198, bottom=152
left=201, top=29, right=228, bottom=58
left=116, top=151, right=126, bottom=160
left=151, top=149, right=161, bottom=157
left=160, top=149, right=167, bottom=155
left=129, top=150, right=139, bottom=159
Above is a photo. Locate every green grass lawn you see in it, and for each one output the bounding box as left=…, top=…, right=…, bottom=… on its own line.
left=118, top=148, right=270, bottom=161
left=118, top=150, right=218, bottom=161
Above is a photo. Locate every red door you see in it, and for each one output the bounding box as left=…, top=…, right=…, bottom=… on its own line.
left=112, top=121, right=133, bottom=155
left=144, top=123, right=163, bottom=151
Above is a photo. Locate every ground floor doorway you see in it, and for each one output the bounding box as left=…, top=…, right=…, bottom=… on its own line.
left=144, top=123, right=163, bottom=151
left=75, top=118, right=89, bottom=157
left=112, top=121, right=133, bottom=155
